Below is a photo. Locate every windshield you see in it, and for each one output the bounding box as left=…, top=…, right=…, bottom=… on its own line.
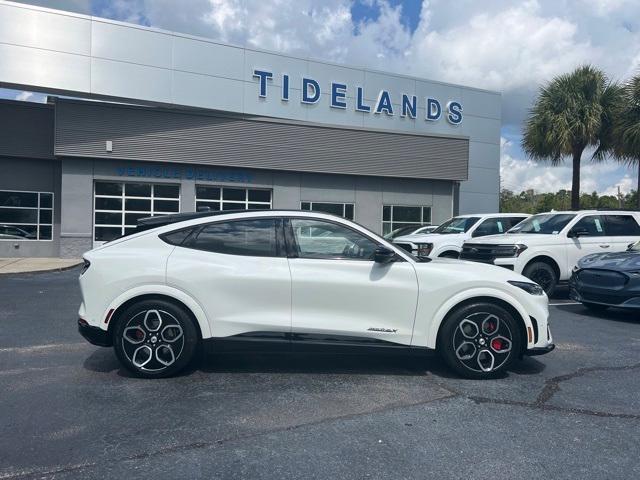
left=507, top=213, right=576, bottom=234
left=384, top=226, right=418, bottom=239
left=433, top=217, right=480, bottom=234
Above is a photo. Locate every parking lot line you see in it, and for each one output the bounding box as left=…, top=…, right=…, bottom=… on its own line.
left=549, top=302, right=581, bottom=306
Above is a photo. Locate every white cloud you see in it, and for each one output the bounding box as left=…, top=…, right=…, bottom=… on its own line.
left=14, top=91, right=34, bottom=101
left=602, top=174, right=635, bottom=196
left=407, top=1, right=594, bottom=92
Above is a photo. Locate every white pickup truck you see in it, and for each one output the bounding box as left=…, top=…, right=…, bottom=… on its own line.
left=460, top=210, right=640, bottom=295
left=393, top=213, right=529, bottom=259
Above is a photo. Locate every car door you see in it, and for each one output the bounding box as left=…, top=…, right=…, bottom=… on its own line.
left=603, top=215, right=640, bottom=251
left=286, top=217, right=419, bottom=347
left=566, top=214, right=610, bottom=269
left=166, top=217, right=292, bottom=340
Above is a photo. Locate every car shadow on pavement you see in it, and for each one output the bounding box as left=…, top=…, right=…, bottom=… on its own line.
left=82, top=347, right=546, bottom=380
left=554, top=303, right=640, bottom=324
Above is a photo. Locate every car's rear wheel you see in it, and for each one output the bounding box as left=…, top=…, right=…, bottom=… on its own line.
left=583, top=302, right=609, bottom=312
left=523, top=261, right=557, bottom=296
left=439, top=251, right=459, bottom=259
left=439, top=302, right=522, bottom=379
left=113, top=299, right=199, bottom=378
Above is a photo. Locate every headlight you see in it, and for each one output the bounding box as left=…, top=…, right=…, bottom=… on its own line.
left=508, top=280, right=544, bottom=295
left=415, top=243, right=433, bottom=257
left=514, top=244, right=528, bottom=257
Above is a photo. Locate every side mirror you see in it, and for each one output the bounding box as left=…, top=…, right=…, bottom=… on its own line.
left=374, top=246, right=396, bottom=264
left=568, top=227, right=589, bottom=238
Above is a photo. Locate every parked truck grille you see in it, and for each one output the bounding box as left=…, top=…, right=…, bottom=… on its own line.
left=460, top=244, right=517, bottom=264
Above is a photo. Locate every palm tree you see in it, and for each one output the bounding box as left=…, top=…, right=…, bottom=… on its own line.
left=612, top=74, right=640, bottom=209
left=522, top=65, right=622, bottom=210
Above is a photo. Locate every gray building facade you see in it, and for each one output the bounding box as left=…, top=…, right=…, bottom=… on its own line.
left=0, top=0, right=501, bottom=258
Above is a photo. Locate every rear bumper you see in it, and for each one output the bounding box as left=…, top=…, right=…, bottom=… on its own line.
left=78, top=319, right=111, bottom=347
left=525, top=344, right=555, bottom=356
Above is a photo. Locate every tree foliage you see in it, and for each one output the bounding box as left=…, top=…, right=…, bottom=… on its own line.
left=612, top=74, right=640, bottom=208
left=522, top=65, right=622, bottom=209
left=500, top=188, right=630, bottom=214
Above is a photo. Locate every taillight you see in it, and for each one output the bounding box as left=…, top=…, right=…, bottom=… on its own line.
left=80, top=258, right=91, bottom=275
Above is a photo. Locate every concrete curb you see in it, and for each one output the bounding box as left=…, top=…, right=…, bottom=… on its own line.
left=0, top=258, right=83, bottom=275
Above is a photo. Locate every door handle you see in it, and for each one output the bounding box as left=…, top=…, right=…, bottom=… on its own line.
left=599, top=244, right=610, bottom=248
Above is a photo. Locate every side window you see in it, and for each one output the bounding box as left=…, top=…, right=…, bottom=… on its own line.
left=187, top=219, right=279, bottom=257
left=473, top=218, right=507, bottom=237
left=570, top=215, right=605, bottom=237
left=508, top=217, right=527, bottom=230
left=161, top=228, right=195, bottom=246
left=290, top=218, right=379, bottom=260
left=604, top=215, right=640, bottom=236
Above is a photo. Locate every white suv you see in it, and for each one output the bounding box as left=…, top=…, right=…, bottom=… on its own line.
left=460, top=211, right=640, bottom=295
left=77, top=210, right=553, bottom=379
left=393, top=213, right=529, bottom=258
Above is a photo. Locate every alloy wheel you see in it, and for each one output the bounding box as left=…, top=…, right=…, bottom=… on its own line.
left=121, top=309, right=185, bottom=372
left=452, top=312, right=513, bottom=373
left=530, top=269, right=553, bottom=292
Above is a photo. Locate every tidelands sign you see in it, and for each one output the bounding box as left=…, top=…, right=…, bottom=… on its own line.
left=253, top=69, right=463, bottom=125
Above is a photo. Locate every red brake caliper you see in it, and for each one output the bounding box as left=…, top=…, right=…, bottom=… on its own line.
left=491, top=338, right=503, bottom=350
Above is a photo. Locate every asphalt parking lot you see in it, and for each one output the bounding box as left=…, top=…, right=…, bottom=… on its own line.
left=1, top=268, right=639, bottom=479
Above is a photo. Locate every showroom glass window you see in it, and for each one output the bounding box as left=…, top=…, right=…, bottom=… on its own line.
left=291, top=218, right=378, bottom=260
left=0, top=190, right=53, bottom=241
left=195, top=186, right=272, bottom=212
left=187, top=219, right=279, bottom=257
left=382, top=205, right=432, bottom=236
left=300, top=202, right=354, bottom=220
left=94, top=182, right=180, bottom=242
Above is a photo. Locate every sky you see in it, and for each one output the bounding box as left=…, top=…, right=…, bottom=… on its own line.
left=3, top=0, right=640, bottom=196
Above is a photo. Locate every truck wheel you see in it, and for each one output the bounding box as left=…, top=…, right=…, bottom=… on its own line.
left=523, top=262, right=557, bottom=296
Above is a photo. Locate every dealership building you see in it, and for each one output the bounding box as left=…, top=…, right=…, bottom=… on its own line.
left=0, top=0, right=501, bottom=258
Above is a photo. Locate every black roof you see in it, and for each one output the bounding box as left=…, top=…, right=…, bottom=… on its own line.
left=135, top=209, right=309, bottom=232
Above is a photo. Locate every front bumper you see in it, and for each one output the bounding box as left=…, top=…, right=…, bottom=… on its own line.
left=569, top=271, right=640, bottom=308
left=525, top=343, right=555, bottom=356
left=78, top=319, right=112, bottom=347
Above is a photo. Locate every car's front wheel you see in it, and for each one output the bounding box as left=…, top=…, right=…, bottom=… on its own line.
left=523, top=261, right=557, bottom=296
left=113, top=299, right=199, bottom=378
left=438, top=302, right=522, bottom=379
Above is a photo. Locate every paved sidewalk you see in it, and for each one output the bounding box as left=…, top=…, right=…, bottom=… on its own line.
left=0, top=258, right=82, bottom=274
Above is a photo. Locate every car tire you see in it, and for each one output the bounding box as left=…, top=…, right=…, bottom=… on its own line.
left=438, top=302, right=522, bottom=379
left=583, top=302, right=609, bottom=312
left=439, top=251, right=459, bottom=259
left=523, top=261, right=557, bottom=296
left=113, top=299, right=199, bottom=379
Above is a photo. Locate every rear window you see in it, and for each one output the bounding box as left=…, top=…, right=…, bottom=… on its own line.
left=604, top=215, right=640, bottom=236
left=186, top=219, right=279, bottom=257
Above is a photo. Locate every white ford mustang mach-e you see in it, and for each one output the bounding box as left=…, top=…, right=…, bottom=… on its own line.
left=78, top=210, right=554, bottom=379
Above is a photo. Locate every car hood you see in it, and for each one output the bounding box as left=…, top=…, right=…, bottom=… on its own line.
left=415, top=257, right=531, bottom=282
left=394, top=232, right=464, bottom=243
left=578, top=251, right=640, bottom=271
left=464, top=233, right=557, bottom=245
